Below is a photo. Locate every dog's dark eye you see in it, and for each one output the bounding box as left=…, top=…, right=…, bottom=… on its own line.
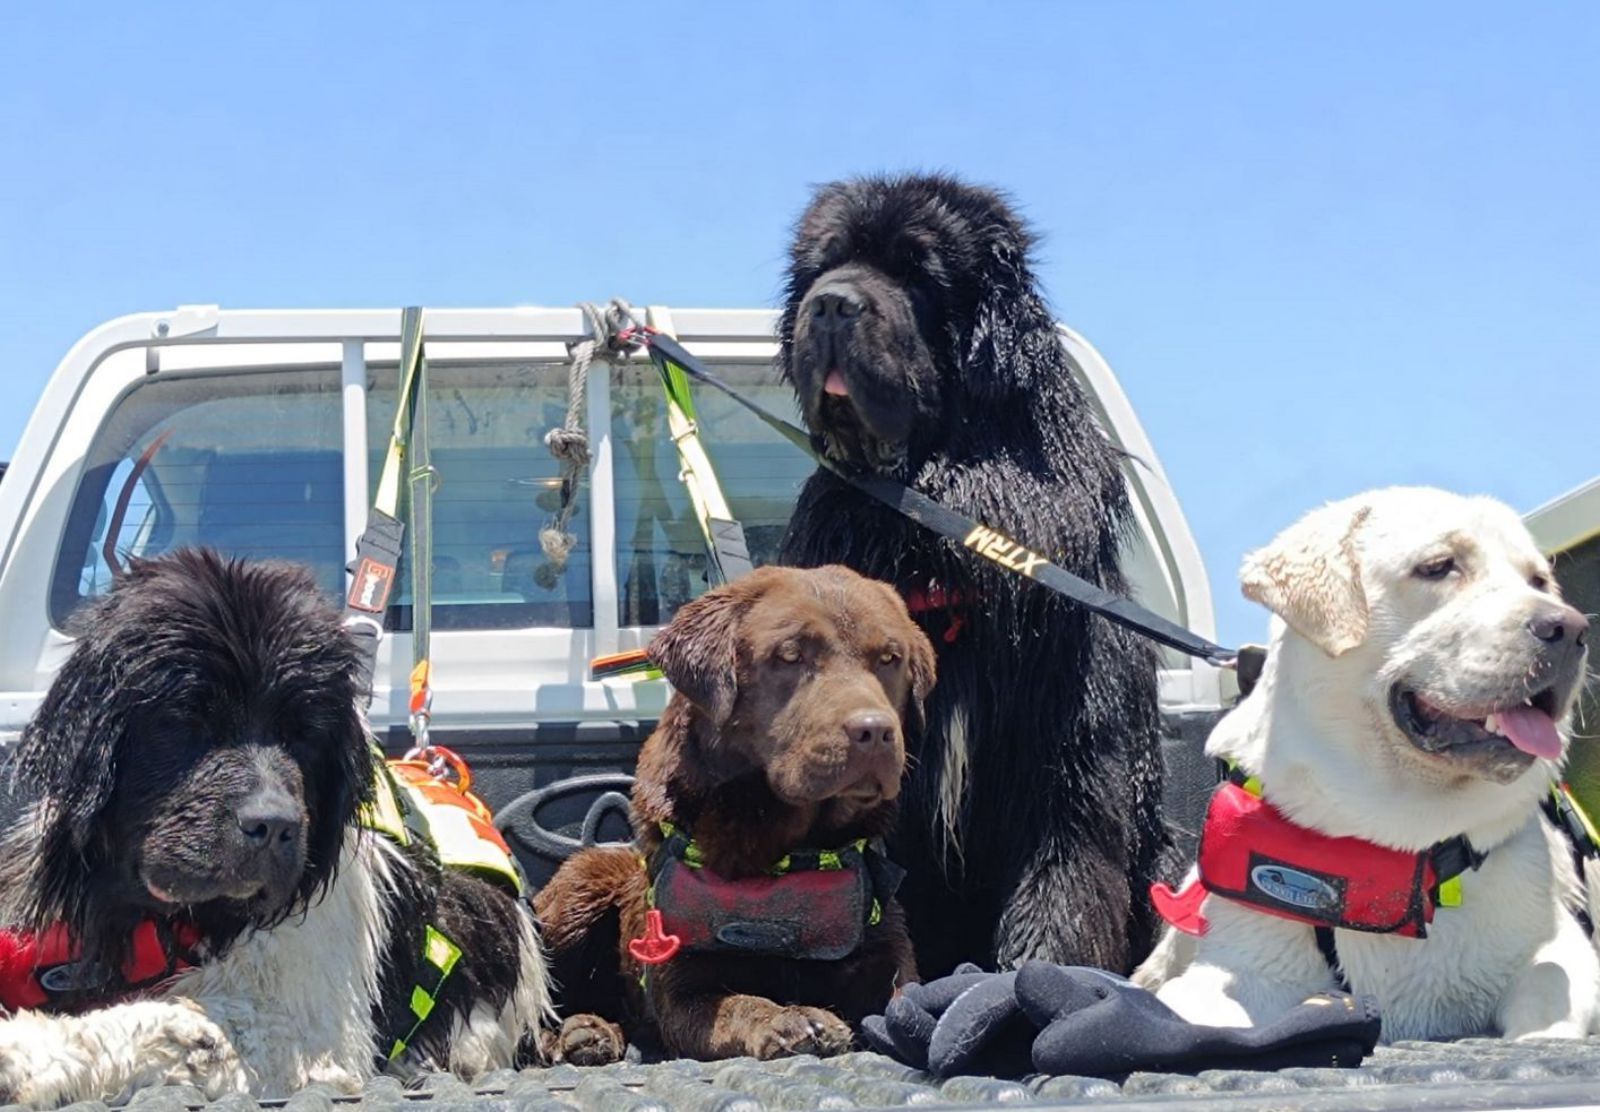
left=775, top=641, right=802, bottom=664
left=1413, top=556, right=1457, bottom=581
left=1530, top=573, right=1551, bottom=592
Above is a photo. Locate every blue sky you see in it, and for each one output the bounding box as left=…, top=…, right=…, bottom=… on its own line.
left=2, top=2, right=1596, bottom=647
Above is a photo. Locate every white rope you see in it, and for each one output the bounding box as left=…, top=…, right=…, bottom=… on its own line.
left=536, top=298, right=640, bottom=588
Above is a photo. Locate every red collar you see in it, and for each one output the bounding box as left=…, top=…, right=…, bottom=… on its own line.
left=903, top=582, right=969, bottom=644
left=1152, top=775, right=1484, bottom=939
left=0, top=919, right=201, bottom=1015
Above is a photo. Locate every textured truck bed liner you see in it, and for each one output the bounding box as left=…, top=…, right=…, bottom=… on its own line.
left=31, top=1039, right=1600, bottom=1112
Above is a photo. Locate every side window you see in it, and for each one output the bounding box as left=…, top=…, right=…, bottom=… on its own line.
left=52, top=369, right=345, bottom=626
left=1555, top=537, right=1600, bottom=802
left=611, top=361, right=811, bottom=626
left=366, top=362, right=592, bottom=630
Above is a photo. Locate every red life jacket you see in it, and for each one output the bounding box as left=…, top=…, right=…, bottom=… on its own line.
left=1152, top=775, right=1484, bottom=939
left=0, top=919, right=201, bottom=1015
left=629, top=823, right=903, bottom=966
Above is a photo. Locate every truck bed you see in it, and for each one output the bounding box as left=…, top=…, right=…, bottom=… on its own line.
left=60, top=1040, right=1600, bottom=1112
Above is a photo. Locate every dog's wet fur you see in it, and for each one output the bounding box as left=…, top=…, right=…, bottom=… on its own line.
left=777, top=172, right=1172, bottom=975
left=0, top=550, right=547, bottom=1104
left=1136, top=488, right=1599, bottom=1042
left=536, top=566, right=932, bottom=1062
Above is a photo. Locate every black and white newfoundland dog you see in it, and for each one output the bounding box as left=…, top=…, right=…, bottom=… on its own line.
left=778, top=173, right=1172, bottom=976
left=0, top=550, right=547, bottom=1106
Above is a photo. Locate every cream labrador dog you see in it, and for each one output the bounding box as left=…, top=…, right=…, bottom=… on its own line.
left=1136, top=487, right=1595, bottom=1041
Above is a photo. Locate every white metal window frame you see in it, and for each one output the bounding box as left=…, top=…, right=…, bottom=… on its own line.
left=0, top=305, right=1221, bottom=739
left=1527, top=477, right=1600, bottom=557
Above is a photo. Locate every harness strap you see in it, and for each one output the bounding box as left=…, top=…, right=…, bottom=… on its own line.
left=645, top=316, right=754, bottom=587
left=343, top=307, right=429, bottom=699
left=385, top=926, right=462, bottom=1062
left=1544, top=785, right=1598, bottom=937
left=406, top=306, right=435, bottom=753
left=1313, top=926, right=1349, bottom=992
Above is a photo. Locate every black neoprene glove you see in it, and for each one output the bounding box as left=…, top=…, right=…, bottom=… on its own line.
left=863, top=961, right=1382, bottom=1080
left=861, top=963, right=1035, bottom=1077
left=1017, top=961, right=1381, bottom=1077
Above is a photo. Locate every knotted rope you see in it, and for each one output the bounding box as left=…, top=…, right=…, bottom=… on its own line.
left=536, top=298, right=641, bottom=588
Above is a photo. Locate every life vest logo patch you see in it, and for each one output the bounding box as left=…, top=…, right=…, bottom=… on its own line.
left=715, top=920, right=800, bottom=952
left=1246, top=853, right=1345, bottom=918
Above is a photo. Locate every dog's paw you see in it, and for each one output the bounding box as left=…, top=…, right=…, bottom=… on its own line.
left=746, top=1006, right=853, bottom=1060
left=0, top=1014, right=94, bottom=1108
left=547, top=1015, right=626, bottom=1067
left=160, top=1008, right=248, bottom=1098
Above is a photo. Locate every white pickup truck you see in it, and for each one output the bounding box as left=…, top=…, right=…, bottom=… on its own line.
left=0, top=305, right=1230, bottom=883
left=12, top=307, right=1600, bottom=1110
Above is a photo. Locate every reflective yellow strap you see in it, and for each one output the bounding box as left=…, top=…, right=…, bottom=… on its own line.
left=656, top=349, right=737, bottom=560
left=374, top=309, right=427, bottom=518
left=1437, top=875, right=1464, bottom=908
left=869, top=900, right=882, bottom=927
left=1562, top=785, right=1600, bottom=846
left=358, top=759, right=410, bottom=847
left=387, top=925, right=463, bottom=1061
left=818, top=850, right=842, bottom=870
left=424, top=925, right=462, bottom=975
left=1219, top=758, right=1264, bottom=798
left=660, top=822, right=705, bottom=868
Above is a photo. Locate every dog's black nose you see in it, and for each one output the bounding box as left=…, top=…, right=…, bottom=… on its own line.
left=236, top=800, right=301, bottom=850
left=809, top=287, right=862, bottom=332
left=845, top=711, right=897, bottom=747
left=1528, top=606, right=1589, bottom=648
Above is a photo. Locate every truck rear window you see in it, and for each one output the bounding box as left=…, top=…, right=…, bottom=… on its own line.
left=52, top=369, right=347, bottom=627
left=52, top=362, right=595, bottom=632
left=365, top=362, right=592, bottom=630
left=611, top=362, right=810, bottom=626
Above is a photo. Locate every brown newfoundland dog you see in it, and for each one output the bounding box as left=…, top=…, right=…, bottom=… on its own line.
left=535, top=565, right=933, bottom=1062
left=777, top=173, right=1172, bottom=977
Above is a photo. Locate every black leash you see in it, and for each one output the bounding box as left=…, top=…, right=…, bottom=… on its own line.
left=636, top=330, right=1238, bottom=666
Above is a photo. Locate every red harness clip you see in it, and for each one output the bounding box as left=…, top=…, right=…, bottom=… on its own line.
left=628, top=909, right=682, bottom=966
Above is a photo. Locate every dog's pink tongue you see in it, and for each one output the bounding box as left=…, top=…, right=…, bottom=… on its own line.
left=824, top=369, right=849, bottom=396
left=1495, top=704, right=1563, bottom=759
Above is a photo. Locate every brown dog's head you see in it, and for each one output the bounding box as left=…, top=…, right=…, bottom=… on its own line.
left=647, top=565, right=936, bottom=809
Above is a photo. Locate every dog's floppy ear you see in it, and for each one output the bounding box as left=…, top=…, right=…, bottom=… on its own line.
left=870, top=577, right=939, bottom=735
left=1241, top=500, right=1373, bottom=657
left=965, top=230, right=1036, bottom=391
left=648, top=586, right=748, bottom=723
left=903, top=623, right=938, bottom=736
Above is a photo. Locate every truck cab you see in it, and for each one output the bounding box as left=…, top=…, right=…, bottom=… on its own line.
left=0, top=305, right=1227, bottom=880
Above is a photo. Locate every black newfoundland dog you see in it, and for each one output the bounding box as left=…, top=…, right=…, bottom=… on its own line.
left=0, top=550, right=547, bottom=1105
left=778, top=173, right=1171, bottom=976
